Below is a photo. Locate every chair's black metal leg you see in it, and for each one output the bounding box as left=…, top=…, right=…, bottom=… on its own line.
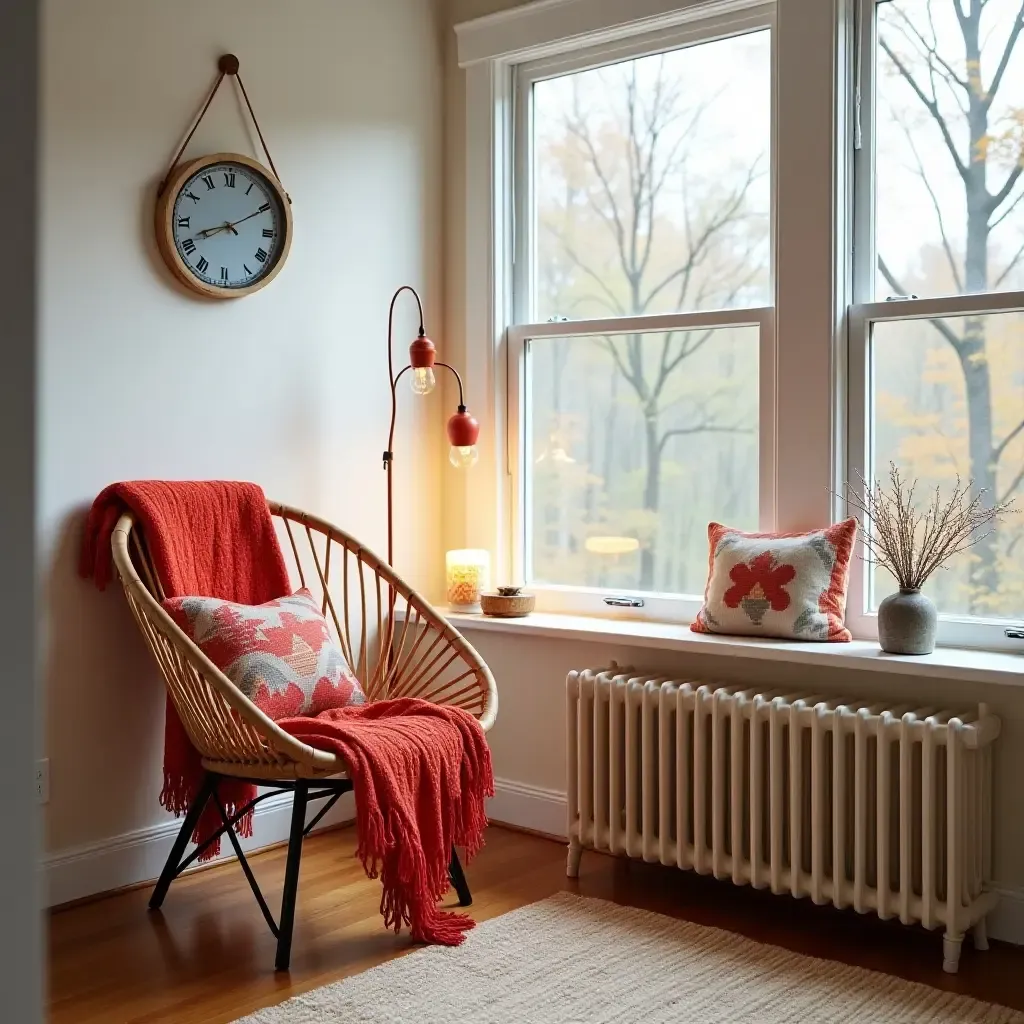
left=213, top=792, right=280, bottom=939
left=149, top=773, right=217, bottom=910
left=275, top=781, right=309, bottom=972
left=449, top=846, right=472, bottom=907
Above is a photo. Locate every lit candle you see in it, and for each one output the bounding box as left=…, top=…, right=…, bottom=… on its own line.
left=446, top=549, right=490, bottom=610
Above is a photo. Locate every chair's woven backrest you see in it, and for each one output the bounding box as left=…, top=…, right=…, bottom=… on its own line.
left=267, top=503, right=496, bottom=726
left=111, top=503, right=497, bottom=775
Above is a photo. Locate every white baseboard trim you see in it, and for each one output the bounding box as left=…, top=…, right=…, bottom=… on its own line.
left=45, top=789, right=355, bottom=908
left=488, top=777, right=568, bottom=840
left=43, top=775, right=1024, bottom=948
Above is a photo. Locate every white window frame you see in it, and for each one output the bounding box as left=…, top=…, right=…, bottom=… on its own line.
left=507, top=7, right=777, bottom=620
left=509, top=309, right=777, bottom=620
left=510, top=7, right=777, bottom=325
left=456, top=0, right=850, bottom=630
left=846, top=0, right=1024, bottom=651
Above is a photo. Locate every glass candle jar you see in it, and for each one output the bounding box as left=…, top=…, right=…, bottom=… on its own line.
left=445, top=549, right=490, bottom=610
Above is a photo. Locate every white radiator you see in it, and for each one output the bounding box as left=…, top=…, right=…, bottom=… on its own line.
left=566, top=668, right=1001, bottom=973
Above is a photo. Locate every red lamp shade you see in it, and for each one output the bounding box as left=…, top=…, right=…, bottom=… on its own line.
left=447, top=406, right=480, bottom=447
left=409, top=331, right=436, bottom=368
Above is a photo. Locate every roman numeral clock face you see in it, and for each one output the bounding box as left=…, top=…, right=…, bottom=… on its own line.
left=156, top=154, right=292, bottom=298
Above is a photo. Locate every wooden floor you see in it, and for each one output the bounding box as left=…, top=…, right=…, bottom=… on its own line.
left=50, top=824, right=1024, bottom=1023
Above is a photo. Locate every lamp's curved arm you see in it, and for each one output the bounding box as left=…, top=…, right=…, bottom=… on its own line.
left=387, top=286, right=425, bottom=391
left=385, top=361, right=467, bottom=471
left=435, top=361, right=466, bottom=408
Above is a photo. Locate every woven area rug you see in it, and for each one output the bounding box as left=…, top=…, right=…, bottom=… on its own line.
left=234, top=893, right=1022, bottom=1023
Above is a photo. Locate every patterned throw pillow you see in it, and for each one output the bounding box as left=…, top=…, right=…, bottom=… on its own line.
left=691, top=520, right=858, bottom=642
left=164, top=588, right=365, bottom=720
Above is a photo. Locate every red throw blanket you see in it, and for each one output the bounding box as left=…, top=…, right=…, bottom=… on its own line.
left=80, top=480, right=291, bottom=859
left=281, top=698, right=494, bottom=946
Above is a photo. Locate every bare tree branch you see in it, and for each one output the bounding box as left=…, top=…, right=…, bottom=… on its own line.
left=1000, top=464, right=1024, bottom=505
left=645, top=157, right=764, bottom=313
left=658, top=329, right=715, bottom=388
left=991, top=185, right=1024, bottom=228
left=547, top=229, right=627, bottom=315
left=597, top=335, right=642, bottom=397
left=624, top=66, right=641, bottom=294
left=880, top=36, right=969, bottom=181
left=887, top=5, right=970, bottom=104
left=993, top=416, right=1024, bottom=464
left=650, top=257, right=764, bottom=403
left=893, top=110, right=964, bottom=291
left=635, top=103, right=710, bottom=287
left=883, top=1, right=977, bottom=157
left=989, top=162, right=1024, bottom=214
left=992, top=234, right=1024, bottom=288
left=565, top=82, right=627, bottom=264
left=658, top=423, right=753, bottom=454
left=983, top=1, right=1024, bottom=108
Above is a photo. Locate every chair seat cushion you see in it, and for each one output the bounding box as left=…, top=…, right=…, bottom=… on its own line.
left=164, top=588, right=366, bottom=719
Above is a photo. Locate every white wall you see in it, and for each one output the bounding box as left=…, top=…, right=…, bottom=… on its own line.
left=40, top=0, right=445, bottom=881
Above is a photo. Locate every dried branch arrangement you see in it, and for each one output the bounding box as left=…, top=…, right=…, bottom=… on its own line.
left=844, top=464, right=1016, bottom=591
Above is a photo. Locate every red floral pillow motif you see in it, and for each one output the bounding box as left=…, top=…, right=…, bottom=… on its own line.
left=164, top=588, right=365, bottom=720
left=691, top=520, right=858, bottom=642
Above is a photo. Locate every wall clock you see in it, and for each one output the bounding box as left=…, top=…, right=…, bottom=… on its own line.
left=154, top=55, right=292, bottom=300
left=155, top=152, right=292, bottom=299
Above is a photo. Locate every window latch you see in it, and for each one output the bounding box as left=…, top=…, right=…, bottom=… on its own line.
left=1006, top=628, right=1024, bottom=640
left=604, top=596, right=645, bottom=608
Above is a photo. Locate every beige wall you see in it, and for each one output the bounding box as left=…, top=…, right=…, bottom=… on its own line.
left=40, top=0, right=444, bottom=857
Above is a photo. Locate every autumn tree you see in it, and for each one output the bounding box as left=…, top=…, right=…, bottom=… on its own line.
left=537, top=54, right=768, bottom=587
left=878, top=0, right=1024, bottom=611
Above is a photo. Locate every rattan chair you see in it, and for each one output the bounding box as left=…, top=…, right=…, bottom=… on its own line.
left=111, top=501, right=498, bottom=971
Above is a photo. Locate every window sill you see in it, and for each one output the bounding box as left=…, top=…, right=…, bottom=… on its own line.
left=434, top=610, right=1024, bottom=688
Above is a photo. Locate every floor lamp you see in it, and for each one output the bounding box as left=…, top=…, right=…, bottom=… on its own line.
left=383, top=285, right=479, bottom=567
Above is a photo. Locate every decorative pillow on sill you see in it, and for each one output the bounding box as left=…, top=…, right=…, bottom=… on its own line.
left=691, top=520, right=858, bottom=643
left=164, top=587, right=366, bottom=720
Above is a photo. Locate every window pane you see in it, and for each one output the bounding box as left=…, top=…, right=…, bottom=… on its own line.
left=527, top=326, right=759, bottom=594
left=531, top=31, right=771, bottom=322
left=870, top=313, right=1024, bottom=618
left=875, top=1, right=1024, bottom=299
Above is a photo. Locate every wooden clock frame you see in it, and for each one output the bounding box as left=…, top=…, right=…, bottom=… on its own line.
left=154, top=152, right=293, bottom=300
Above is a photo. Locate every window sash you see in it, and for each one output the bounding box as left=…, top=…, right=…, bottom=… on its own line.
left=507, top=8, right=777, bottom=617
left=508, top=307, right=776, bottom=615
left=847, top=0, right=1024, bottom=648
left=512, top=4, right=776, bottom=326
left=846, top=290, right=1024, bottom=651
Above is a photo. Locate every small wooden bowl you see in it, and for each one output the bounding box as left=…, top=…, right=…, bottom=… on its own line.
left=480, top=591, right=535, bottom=618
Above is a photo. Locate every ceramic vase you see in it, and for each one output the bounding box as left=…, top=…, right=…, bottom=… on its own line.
left=877, top=588, right=937, bottom=655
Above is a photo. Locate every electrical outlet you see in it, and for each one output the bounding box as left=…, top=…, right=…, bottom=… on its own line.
left=35, top=759, right=49, bottom=804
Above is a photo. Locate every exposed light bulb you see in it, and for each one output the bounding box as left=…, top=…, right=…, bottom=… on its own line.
left=411, top=366, right=436, bottom=395
left=449, top=444, right=479, bottom=469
